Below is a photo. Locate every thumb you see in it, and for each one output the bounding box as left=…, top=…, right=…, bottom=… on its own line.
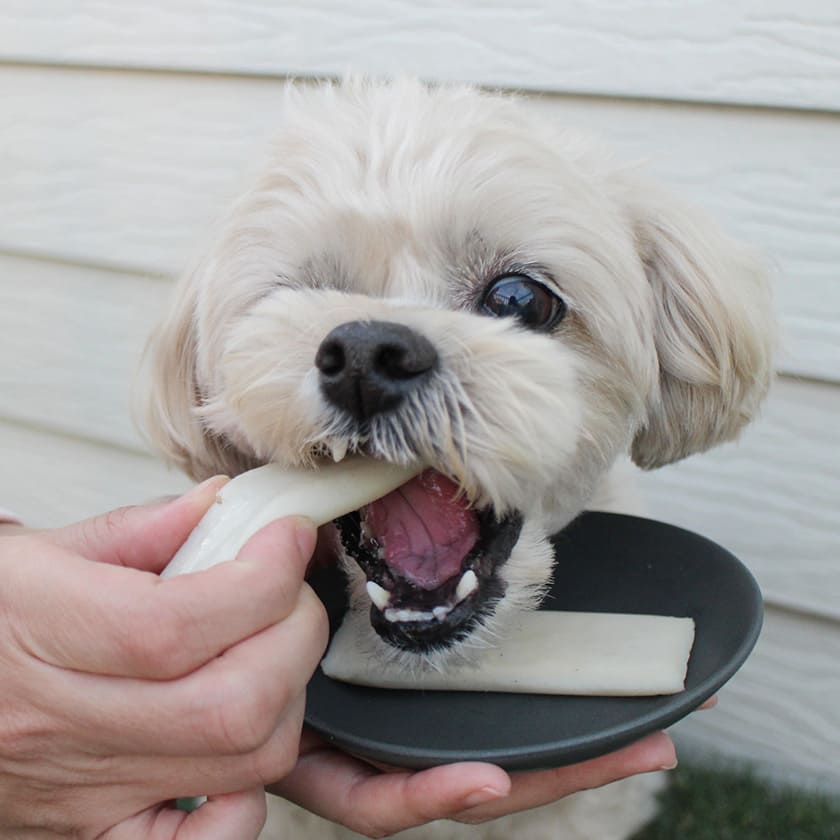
left=49, top=476, right=228, bottom=573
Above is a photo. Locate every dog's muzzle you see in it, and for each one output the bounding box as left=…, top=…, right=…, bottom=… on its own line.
left=314, top=320, right=523, bottom=654
left=335, top=470, right=523, bottom=653
left=315, top=320, right=438, bottom=422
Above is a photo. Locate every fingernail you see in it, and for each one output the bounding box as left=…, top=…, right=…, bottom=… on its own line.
left=183, top=475, right=230, bottom=501
left=460, top=785, right=506, bottom=809
left=698, top=695, right=719, bottom=711
left=644, top=731, right=677, bottom=772
left=291, top=516, right=317, bottom=559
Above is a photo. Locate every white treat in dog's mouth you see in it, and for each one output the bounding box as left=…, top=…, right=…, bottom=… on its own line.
left=334, top=468, right=522, bottom=653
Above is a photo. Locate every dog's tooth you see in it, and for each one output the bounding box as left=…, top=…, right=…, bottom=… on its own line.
left=455, top=569, right=479, bottom=603
left=330, top=438, right=348, bottom=463
left=366, top=580, right=392, bottom=611
left=433, top=605, right=451, bottom=622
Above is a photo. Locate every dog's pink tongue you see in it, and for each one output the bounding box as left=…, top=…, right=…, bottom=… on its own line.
left=364, top=470, right=478, bottom=590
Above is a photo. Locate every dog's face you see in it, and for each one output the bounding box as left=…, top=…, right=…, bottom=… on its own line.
left=141, top=80, right=774, bottom=667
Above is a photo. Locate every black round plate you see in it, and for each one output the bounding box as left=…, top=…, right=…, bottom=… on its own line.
left=305, top=512, right=763, bottom=771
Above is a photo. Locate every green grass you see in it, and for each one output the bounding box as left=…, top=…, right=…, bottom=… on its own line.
left=632, top=763, right=840, bottom=840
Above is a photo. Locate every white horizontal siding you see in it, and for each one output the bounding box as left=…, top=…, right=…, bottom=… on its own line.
left=0, top=419, right=190, bottom=529
left=0, top=257, right=169, bottom=453
left=1, top=66, right=838, bottom=380
left=1, top=0, right=839, bottom=111
left=672, top=603, right=840, bottom=793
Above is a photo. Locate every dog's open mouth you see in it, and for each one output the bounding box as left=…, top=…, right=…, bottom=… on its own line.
left=334, top=469, right=522, bottom=652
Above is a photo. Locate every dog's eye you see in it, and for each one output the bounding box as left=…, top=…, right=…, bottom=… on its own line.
left=481, top=275, right=566, bottom=330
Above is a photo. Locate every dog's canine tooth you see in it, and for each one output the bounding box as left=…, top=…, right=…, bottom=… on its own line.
left=366, top=580, right=392, bottom=610
left=455, top=569, right=479, bottom=603
left=433, top=605, right=451, bottom=622
left=329, top=438, right=349, bottom=462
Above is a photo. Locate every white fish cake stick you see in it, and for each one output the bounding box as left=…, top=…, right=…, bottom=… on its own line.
left=163, top=458, right=420, bottom=578
left=322, top=611, right=696, bottom=696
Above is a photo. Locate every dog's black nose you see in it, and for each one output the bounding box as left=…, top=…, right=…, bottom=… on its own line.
left=315, top=320, right=438, bottom=421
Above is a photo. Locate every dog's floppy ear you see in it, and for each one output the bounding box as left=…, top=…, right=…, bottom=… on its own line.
left=626, top=182, right=776, bottom=469
left=137, top=271, right=251, bottom=481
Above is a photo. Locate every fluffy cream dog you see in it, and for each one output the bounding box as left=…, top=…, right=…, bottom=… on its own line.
left=140, top=79, right=774, bottom=839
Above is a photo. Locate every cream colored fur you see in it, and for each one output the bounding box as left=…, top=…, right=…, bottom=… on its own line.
left=139, top=79, right=775, bottom=839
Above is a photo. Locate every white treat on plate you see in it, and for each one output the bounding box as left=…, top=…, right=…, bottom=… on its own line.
left=322, top=610, right=696, bottom=696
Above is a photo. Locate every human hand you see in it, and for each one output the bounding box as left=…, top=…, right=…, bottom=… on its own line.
left=268, top=727, right=676, bottom=837
left=0, top=482, right=327, bottom=839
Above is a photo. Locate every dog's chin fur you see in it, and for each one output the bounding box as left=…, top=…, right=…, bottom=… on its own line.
left=139, top=77, right=775, bottom=836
